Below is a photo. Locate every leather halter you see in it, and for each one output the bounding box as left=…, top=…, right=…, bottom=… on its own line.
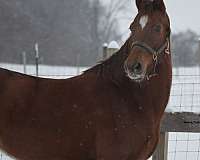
left=131, top=38, right=170, bottom=80
left=131, top=38, right=170, bottom=61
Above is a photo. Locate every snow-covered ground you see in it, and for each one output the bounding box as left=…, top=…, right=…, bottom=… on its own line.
left=0, top=63, right=200, bottom=160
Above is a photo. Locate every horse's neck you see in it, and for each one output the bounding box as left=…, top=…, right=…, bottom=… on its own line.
left=101, top=42, right=129, bottom=83
left=89, top=40, right=171, bottom=121
left=109, top=53, right=172, bottom=123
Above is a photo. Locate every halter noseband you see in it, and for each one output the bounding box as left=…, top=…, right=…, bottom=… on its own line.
left=131, top=38, right=170, bottom=80
left=131, top=38, right=170, bottom=61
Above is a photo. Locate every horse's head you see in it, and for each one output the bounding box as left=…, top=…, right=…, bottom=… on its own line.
left=124, top=0, right=171, bottom=82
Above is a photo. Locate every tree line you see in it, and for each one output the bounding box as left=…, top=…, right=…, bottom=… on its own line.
left=0, top=0, right=199, bottom=67
left=0, top=0, right=128, bottom=66
left=172, top=30, right=200, bottom=67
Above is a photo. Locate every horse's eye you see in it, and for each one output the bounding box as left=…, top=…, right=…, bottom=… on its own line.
left=130, top=28, right=135, bottom=35
left=153, top=24, right=161, bottom=33
left=166, top=27, right=171, bottom=37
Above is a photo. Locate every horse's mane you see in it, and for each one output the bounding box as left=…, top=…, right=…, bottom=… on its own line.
left=84, top=40, right=129, bottom=81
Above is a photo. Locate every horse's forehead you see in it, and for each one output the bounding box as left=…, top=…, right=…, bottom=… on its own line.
left=139, top=15, right=149, bottom=30
left=138, top=10, right=164, bottom=30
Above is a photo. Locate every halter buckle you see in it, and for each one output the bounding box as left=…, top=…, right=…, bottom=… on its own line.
left=165, top=48, right=170, bottom=54
left=165, top=39, right=170, bottom=54
left=153, top=53, right=158, bottom=62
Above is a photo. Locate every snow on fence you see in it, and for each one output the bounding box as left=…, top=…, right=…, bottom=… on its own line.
left=0, top=63, right=200, bottom=160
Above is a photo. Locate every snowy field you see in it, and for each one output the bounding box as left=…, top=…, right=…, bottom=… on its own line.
left=0, top=63, right=200, bottom=160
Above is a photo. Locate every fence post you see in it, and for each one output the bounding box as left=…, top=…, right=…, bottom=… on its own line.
left=35, top=43, right=39, bottom=77
left=103, top=41, right=119, bottom=60
left=102, top=43, right=108, bottom=60
left=198, top=38, right=200, bottom=75
left=76, top=54, right=80, bottom=75
left=152, top=132, right=169, bottom=160
left=22, top=52, right=27, bottom=74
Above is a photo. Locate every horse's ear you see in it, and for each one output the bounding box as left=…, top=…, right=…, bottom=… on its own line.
left=153, top=0, right=166, bottom=12
left=136, top=0, right=142, bottom=10
left=136, top=0, right=153, bottom=11
left=136, top=0, right=166, bottom=12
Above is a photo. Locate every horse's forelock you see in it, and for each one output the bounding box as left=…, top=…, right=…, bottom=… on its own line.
left=153, top=0, right=166, bottom=12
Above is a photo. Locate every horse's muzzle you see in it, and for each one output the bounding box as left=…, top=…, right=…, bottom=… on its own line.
left=132, top=61, right=143, bottom=75
left=124, top=61, right=146, bottom=82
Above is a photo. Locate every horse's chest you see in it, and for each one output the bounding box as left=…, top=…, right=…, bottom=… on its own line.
left=95, top=120, right=158, bottom=160
left=122, top=128, right=158, bottom=160
left=116, top=120, right=158, bottom=159
left=95, top=98, right=160, bottom=159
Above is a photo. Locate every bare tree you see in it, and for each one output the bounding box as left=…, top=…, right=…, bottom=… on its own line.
left=89, top=0, right=132, bottom=60
left=99, top=0, right=131, bottom=42
left=172, top=30, right=198, bottom=67
left=0, top=0, right=133, bottom=66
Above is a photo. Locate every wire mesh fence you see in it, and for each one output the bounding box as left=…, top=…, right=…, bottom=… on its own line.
left=165, top=67, right=200, bottom=160
left=168, top=132, right=200, bottom=160
left=168, top=67, right=200, bottom=113
left=0, top=63, right=200, bottom=160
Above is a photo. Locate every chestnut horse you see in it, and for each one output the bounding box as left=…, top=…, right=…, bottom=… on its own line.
left=0, top=0, right=172, bottom=160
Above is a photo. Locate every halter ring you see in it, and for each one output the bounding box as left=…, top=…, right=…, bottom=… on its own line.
left=153, top=53, right=158, bottom=62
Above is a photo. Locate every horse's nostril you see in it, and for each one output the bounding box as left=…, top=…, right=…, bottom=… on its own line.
left=132, top=62, right=143, bottom=74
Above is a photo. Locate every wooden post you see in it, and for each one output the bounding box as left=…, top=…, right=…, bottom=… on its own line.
left=152, top=132, right=168, bottom=160
left=76, top=54, right=80, bottom=75
left=103, top=41, right=119, bottom=60
left=102, top=43, right=108, bottom=60
left=22, top=52, right=27, bottom=74
left=107, top=41, right=119, bottom=58
left=35, top=43, right=39, bottom=77
left=198, top=38, right=200, bottom=74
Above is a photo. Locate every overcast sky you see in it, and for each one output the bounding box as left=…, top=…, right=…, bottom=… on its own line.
left=161, top=0, right=199, bottom=33
left=103, top=0, right=200, bottom=40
